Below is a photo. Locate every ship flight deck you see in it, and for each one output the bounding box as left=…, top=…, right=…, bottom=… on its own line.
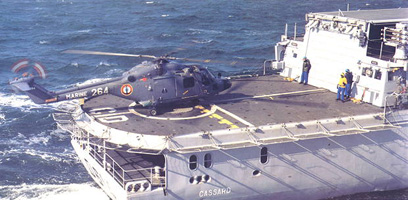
left=81, top=75, right=383, bottom=137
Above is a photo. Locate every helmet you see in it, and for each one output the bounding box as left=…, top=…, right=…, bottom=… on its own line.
left=345, top=69, right=350, bottom=72
left=341, top=73, right=345, bottom=76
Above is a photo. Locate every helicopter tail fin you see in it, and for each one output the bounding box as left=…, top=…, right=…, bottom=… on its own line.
left=10, top=77, right=55, bottom=104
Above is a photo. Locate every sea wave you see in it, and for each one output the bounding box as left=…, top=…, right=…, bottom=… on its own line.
left=0, top=91, right=78, bottom=113
left=96, top=61, right=117, bottom=68
left=39, top=40, right=50, bottom=45
left=77, top=29, right=91, bottom=33
left=4, top=129, right=70, bottom=147
left=0, top=93, right=61, bottom=112
left=69, top=62, right=79, bottom=67
left=192, top=39, right=213, bottom=44
left=3, top=147, right=79, bottom=164
left=0, top=113, right=5, bottom=124
left=104, top=68, right=124, bottom=76
left=188, top=28, right=223, bottom=35
left=0, top=183, right=108, bottom=200
left=73, top=78, right=111, bottom=87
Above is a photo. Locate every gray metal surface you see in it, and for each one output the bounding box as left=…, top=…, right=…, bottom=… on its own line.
left=82, top=75, right=382, bottom=136
left=316, top=8, right=408, bottom=23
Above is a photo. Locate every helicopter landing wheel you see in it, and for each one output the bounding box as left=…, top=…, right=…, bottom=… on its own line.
left=150, top=109, right=157, bottom=116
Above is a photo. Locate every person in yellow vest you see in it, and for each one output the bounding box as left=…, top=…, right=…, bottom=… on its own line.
left=336, top=73, right=348, bottom=102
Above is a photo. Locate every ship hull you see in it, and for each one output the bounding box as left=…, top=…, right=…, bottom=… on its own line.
left=71, top=112, right=408, bottom=200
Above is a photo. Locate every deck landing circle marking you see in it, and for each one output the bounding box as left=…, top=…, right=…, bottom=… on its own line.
left=128, top=102, right=217, bottom=121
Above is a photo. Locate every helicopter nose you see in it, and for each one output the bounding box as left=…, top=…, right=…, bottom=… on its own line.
left=223, top=79, right=232, bottom=90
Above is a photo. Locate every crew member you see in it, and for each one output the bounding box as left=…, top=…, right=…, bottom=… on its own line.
left=344, top=69, right=353, bottom=98
left=299, top=57, right=311, bottom=85
left=337, top=73, right=347, bottom=102
left=394, top=77, right=406, bottom=109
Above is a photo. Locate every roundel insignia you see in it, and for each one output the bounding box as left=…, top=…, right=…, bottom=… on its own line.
left=121, top=84, right=133, bottom=96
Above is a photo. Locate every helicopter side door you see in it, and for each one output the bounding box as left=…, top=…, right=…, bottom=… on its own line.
left=153, top=77, right=176, bottom=103
left=175, top=75, right=200, bottom=100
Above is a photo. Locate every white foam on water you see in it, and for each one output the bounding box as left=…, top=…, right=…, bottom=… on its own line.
left=2, top=149, right=81, bottom=164
left=24, top=134, right=50, bottom=146
left=0, top=92, right=66, bottom=112
left=0, top=113, right=5, bottom=124
left=69, top=62, right=79, bottom=67
left=192, top=39, right=213, bottom=44
left=74, top=78, right=111, bottom=87
left=0, top=183, right=109, bottom=200
left=188, top=28, right=222, bottom=35
left=77, top=29, right=91, bottom=33
left=97, top=61, right=117, bottom=67
left=49, top=129, right=71, bottom=141
left=39, top=40, right=50, bottom=45
left=104, top=68, right=124, bottom=76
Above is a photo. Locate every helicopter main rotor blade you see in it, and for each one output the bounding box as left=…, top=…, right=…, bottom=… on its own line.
left=173, top=57, right=238, bottom=65
left=62, top=50, right=157, bottom=59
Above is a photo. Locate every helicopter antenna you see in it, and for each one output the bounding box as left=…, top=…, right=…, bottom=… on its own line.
left=62, top=50, right=157, bottom=59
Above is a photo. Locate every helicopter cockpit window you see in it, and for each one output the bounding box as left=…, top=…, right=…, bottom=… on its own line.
left=202, top=76, right=211, bottom=86
left=200, top=69, right=214, bottom=86
left=183, top=77, right=195, bottom=88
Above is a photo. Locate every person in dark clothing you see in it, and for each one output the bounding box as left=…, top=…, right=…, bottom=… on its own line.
left=299, top=57, right=311, bottom=85
left=344, top=69, right=353, bottom=98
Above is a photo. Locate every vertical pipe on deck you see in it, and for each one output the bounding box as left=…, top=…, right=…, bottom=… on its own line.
left=347, top=3, right=350, bottom=11
left=103, top=140, right=106, bottom=170
left=294, top=23, right=297, bottom=40
left=285, top=23, right=288, bottom=38
left=122, top=167, right=125, bottom=188
left=380, top=42, right=384, bottom=59
left=151, top=168, right=153, bottom=186
left=384, top=95, right=388, bottom=124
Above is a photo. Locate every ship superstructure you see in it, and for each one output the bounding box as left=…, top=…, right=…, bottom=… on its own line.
left=50, top=8, right=408, bottom=200
left=270, top=8, right=408, bottom=107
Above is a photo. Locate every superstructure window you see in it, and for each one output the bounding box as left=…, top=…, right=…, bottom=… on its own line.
left=189, top=155, right=197, bottom=170
left=183, top=77, right=195, bottom=88
left=204, top=153, right=212, bottom=168
left=260, top=147, right=268, bottom=164
left=362, top=67, right=373, bottom=78
left=374, top=69, right=382, bottom=80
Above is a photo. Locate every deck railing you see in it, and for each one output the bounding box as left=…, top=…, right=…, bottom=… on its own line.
left=383, top=92, right=408, bottom=124
left=88, top=144, right=166, bottom=189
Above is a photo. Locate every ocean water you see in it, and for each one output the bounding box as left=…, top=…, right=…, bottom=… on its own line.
left=1, top=0, right=408, bottom=199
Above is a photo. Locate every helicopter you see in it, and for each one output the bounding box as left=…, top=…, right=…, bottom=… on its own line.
left=9, top=50, right=232, bottom=116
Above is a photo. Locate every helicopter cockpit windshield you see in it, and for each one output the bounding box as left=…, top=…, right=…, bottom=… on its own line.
left=200, top=68, right=214, bottom=86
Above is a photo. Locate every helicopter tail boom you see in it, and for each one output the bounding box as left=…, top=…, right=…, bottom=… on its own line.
left=10, top=77, right=55, bottom=104
left=10, top=76, right=120, bottom=104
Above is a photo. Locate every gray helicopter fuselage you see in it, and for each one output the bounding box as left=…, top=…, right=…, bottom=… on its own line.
left=9, top=59, right=231, bottom=111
